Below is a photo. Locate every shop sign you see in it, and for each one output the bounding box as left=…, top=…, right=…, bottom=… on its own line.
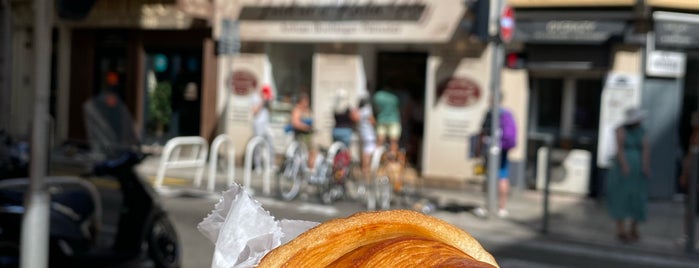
left=654, top=11, right=699, bottom=49
left=436, top=77, right=481, bottom=108
left=646, top=50, right=686, bottom=78
left=515, top=19, right=625, bottom=43
left=228, top=70, right=258, bottom=96
left=213, top=0, right=465, bottom=43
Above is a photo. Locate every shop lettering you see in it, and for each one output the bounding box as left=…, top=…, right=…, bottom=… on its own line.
left=239, top=4, right=425, bottom=21
left=545, top=21, right=597, bottom=33
left=660, top=35, right=693, bottom=46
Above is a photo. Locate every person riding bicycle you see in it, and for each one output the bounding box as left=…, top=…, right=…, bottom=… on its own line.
left=291, top=93, right=316, bottom=169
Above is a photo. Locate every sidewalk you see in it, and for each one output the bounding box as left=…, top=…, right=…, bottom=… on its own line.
left=135, top=155, right=699, bottom=263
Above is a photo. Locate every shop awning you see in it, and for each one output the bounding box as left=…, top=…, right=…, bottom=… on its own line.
left=514, top=10, right=631, bottom=44
left=508, top=0, right=635, bottom=8
left=207, top=0, right=467, bottom=43
left=654, top=11, right=699, bottom=49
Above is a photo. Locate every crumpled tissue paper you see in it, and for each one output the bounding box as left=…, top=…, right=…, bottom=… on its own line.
left=198, top=184, right=319, bottom=268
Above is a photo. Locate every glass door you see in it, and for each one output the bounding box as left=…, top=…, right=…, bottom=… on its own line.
left=142, top=51, right=202, bottom=144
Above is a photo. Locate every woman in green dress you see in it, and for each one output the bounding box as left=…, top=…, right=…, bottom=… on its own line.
left=607, top=108, right=651, bottom=242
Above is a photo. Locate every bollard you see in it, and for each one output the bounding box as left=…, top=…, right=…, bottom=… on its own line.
left=688, top=147, right=698, bottom=254
left=542, top=135, right=553, bottom=235
left=529, top=132, right=554, bottom=234
left=243, top=136, right=273, bottom=195
left=208, top=134, right=235, bottom=193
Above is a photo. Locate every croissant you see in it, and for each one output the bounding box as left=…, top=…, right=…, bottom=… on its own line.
left=258, top=210, right=499, bottom=268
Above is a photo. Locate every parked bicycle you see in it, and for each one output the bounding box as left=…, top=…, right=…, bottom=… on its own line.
left=277, top=141, right=361, bottom=204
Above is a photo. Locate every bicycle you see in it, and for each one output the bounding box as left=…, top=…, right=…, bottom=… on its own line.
left=277, top=141, right=362, bottom=204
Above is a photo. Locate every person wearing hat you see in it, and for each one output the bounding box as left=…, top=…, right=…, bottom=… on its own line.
left=606, top=107, right=651, bottom=243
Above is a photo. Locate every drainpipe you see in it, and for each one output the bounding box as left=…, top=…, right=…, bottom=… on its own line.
left=20, top=0, right=53, bottom=267
left=0, top=0, right=11, bottom=131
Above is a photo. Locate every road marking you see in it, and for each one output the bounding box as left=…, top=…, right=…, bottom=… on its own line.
left=146, top=176, right=192, bottom=186
left=297, top=203, right=338, bottom=216
left=89, top=177, right=120, bottom=189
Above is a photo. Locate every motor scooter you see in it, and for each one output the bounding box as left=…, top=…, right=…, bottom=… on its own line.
left=0, top=91, right=180, bottom=268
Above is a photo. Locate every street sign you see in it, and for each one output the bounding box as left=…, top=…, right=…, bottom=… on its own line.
left=218, top=19, right=241, bottom=55
left=500, top=6, right=514, bottom=43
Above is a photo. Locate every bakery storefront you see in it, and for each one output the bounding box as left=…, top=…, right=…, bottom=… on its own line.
left=204, top=0, right=530, bottom=184
left=511, top=4, right=642, bottom=196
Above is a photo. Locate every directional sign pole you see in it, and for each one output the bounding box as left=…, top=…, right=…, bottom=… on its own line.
left=486, top=0, right=506, bottom=218
left=21, top=0, right=53, bottom=267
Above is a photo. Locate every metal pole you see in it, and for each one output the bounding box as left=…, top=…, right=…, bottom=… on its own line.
left=542, top=135, right=553, bottom=234
left=687, top=146, right=698, bottom=254
left=0, top=0, right=11, bottom=131
left=21, top=0, right=53, bottom=267
left=486, top=0, right=504, bottom=218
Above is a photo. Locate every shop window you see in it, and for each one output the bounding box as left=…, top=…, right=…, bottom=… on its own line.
left=535, top=78, right=563, bottom=130
left=574, top=79, right=602, bottom=132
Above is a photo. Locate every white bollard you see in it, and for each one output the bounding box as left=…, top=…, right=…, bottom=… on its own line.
left=154, top=136, right=209, bottom=190
left=208, top=134, right=236, bottom=193
left=243, top=136, right=273, bottom=195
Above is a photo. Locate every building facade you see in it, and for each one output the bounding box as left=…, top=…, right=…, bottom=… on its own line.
left=510, top=0, right=699, bottom=199
left=202, top=0, right=531, bottom=186
left=6, top=0, right=697, bottom=198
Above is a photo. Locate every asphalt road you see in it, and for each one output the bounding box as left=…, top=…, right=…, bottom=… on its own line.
left=160, top=193, right=699, bottom=268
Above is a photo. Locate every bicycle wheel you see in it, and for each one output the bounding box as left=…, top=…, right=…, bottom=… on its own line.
left=317, top=161, right=335, bottom=205
left=277, top=156, right=302, bottom=201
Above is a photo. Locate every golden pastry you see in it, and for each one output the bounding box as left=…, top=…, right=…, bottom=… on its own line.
left=258, top=210, right=498, bottom=268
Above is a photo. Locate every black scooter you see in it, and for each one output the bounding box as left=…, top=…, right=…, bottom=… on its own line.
left=0, top=92, right=180, bottom=267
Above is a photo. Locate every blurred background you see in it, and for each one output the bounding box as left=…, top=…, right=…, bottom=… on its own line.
left=1, top=0, right=699, bottom=267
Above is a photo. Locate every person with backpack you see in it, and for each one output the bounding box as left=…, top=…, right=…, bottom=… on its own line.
left=474, top=92, right=517, bottom=218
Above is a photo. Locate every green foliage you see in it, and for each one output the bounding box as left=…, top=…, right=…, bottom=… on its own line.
left=149, top=81, right=172, bottom=126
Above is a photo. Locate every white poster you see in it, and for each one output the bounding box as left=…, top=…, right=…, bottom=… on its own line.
left=218, top=54, right=275, bottom=159
left=596, top=72, right=641, bottom=167
left=422, top=47, right=492, bottom=180
left=312, top=54, right=364, bottom=148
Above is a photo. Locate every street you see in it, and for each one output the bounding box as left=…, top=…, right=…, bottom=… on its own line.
left=160, top=190, right=699, bottom=268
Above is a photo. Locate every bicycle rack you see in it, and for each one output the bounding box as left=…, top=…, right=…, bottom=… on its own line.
left=243, top=136, right=273, bottom=195
left=207, top=134, right=235, bottom=193
left=154, top=136, right=209, bottom=190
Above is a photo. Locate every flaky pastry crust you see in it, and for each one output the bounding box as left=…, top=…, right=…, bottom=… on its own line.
left=258, top=210, right=498, bottom=268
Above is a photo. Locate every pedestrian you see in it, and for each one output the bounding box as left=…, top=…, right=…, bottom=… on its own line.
left=606, top=107, right=650, bottom=243
left=291, top=92, right=316, bottom=169
left=356, top=94, right=377, bottom=182
left=332, top=89, right=358, bottom=148
left=251, top=84, right=275, bottom=169
left=474, top=92, right=518, bottom=218
left=372, top=87, right=402, bottom=156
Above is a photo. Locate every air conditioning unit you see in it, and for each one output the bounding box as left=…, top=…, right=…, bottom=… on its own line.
left=536, top=148, right=591, bottom=195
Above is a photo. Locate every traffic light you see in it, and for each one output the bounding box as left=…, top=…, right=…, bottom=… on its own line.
left=56, top=0, right=98, bottom=20
left=505, top=52, right=526, bottom=69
